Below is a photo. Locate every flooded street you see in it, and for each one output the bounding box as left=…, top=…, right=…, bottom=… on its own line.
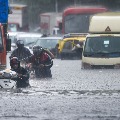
left=0, top=57, right=120, bottom=120
left=0, top=0, right=119, bottom=119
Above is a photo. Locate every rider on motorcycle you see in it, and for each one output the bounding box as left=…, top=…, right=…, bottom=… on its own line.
left=10, top=39, right=32, bottom=62
left=10, top=57, right=30, bottom=88
left=28, top=45, right=53, bottom=78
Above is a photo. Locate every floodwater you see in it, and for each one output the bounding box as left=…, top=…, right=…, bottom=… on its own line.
left=1, top=53, right=120, bottom=120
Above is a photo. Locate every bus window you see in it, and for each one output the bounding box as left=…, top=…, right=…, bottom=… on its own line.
left=65, top=14, right=90, bottom=33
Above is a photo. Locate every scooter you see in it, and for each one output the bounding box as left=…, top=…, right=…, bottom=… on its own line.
left=0, top=69, right=18, bottom=89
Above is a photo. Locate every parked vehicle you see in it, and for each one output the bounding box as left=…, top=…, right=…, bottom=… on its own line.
left=32, top=36, right=62, bottom=57
left=82, top=12, right=120, bottom=69
left=58, top=33, right=86, bottom=59
left=40, top=12, right=62, bottom=35
left=8, top=4, right=29, bottom=32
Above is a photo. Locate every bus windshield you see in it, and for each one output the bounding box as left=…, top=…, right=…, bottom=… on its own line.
left=64, top=14, right=90, bottom=33
left=84, top=36, right=120, bottom=57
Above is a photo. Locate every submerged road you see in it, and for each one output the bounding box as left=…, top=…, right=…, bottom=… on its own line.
left=1, top=54, right=120, bottom=120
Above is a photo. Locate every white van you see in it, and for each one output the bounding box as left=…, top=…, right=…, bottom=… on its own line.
left=82, top=12, right=120, bottom=69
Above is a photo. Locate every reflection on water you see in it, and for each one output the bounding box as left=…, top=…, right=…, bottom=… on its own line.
left=1, top=87, right=120, bottom=97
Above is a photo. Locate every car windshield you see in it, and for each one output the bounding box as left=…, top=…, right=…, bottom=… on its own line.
left=18, top=37, right=39, bottom=46
left=84, top=36, right=120, bottom=57
left=35, top=38, right=60, bottom=49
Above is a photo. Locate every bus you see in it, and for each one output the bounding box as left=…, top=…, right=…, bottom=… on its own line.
left=62, top=6, right=108, bottom=34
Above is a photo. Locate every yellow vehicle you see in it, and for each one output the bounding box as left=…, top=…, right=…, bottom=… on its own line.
left=82, top=12, right=120, bottom=69
left=58, top=33, right=86, bottom=59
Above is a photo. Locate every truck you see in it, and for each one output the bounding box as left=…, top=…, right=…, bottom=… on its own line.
left=8, top=4, right=29, bottom=32
left=40, top=12, right=62, bottom=35
left=0, top=0, right=11, bottom=70
left=82, top=12, right=120, bottom=69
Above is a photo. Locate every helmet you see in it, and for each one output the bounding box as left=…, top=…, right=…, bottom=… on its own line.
left=33, top=45, right=43, bottom=56
left=16, top=40, right=24, bottom=48
left=10, top=57, right=20, bottom=68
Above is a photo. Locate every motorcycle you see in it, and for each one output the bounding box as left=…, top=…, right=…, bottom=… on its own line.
left=33, top=65, right=52, bottom=78
left=0, top=69, right=18, bottom=89
left=25, top=63, right=52, bottom=78
left=20, top=57, right=33, bottom=73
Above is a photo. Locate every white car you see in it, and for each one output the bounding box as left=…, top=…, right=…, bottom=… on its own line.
left=32, top=36, right=62, bottom=57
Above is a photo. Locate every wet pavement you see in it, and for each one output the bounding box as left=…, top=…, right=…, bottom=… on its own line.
left=1, top=56, right=120, bottom=120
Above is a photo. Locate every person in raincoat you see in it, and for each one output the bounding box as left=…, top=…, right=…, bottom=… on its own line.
left=10, top=57, right=30, bottom=88
left=28, top=45, right=53, bottom=78
left=10, top=39, right=32, bottom=61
